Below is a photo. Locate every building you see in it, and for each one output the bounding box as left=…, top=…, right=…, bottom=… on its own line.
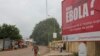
left=62, top=0, right=100, bottom=56
left=24, top=38, right=33, bottom=46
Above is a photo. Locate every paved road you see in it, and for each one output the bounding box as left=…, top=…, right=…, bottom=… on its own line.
left=43, top=50, right=73, bottom=56
left=0, top=46, right=48, bottom=56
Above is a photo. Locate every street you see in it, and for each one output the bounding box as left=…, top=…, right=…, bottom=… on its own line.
left=0, top=46, right=49, bottom=56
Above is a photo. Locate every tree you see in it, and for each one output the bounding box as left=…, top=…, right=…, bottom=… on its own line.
left=30, top=18, right=61, bottom=45
left=0, top=24, right=22, bottom=40
left=0, top=24, right=22, bottom=50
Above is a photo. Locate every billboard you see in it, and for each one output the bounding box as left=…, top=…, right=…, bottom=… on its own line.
left=62, top=0, right=100, bottom=41
left=62, top=0, right=100, bottom=35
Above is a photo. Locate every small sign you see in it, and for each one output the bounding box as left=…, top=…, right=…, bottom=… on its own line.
left=64, top=31, right=100, bottom=41
left=53, top=32, right=57, bottom=38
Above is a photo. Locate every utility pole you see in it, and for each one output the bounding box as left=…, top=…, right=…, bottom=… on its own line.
left=46, top=0, right=49, bottom=46
left=46, top=0, right=48, bottom=19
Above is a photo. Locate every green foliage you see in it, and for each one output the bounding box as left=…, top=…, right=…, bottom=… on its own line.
left=30, top=18, right=61, bottom=45
left=0, top=24, right=22, bottom=40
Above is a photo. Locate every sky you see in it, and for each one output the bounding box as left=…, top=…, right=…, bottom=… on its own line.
left=0, top=0, right=62, bottom=38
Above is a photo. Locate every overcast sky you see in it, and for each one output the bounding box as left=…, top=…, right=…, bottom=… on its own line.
left=0, top=0, right=62, bottom=38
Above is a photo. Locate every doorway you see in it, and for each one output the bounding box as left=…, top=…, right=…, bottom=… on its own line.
left=95, top=42, right=100, bottom=56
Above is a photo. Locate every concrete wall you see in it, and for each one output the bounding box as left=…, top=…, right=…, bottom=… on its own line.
left=0, top=39, right=3, bottom=50
left=4, top=38, right=11, bottom=49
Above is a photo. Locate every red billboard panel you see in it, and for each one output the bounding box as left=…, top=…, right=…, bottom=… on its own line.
left=62, top=0, right=100, bottom=35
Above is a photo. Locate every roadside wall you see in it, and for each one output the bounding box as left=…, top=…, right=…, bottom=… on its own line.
left=0, top=39, right=3, bottom=51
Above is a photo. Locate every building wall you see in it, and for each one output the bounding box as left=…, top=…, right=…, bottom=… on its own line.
left=87, top=42, right=95, bottom=56
left=66, top=41, right=100, bottom=56
left=66, top=42, right=79, bottom=53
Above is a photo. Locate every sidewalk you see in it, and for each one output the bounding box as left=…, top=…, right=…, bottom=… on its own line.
left=43, top=50, right=73, bottom=56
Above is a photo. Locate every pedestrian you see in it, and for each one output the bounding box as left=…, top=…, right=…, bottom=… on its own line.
left=15, top=42, right=18, bottom=49
left=32, top=44, right=39, bottom=56
left=59, top=44, right=63, bottom=52
left=60, top=46, right=63, bottom=52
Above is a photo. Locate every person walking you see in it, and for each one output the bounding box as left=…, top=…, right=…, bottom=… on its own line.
left=32, top=44, right=39, bottom=56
